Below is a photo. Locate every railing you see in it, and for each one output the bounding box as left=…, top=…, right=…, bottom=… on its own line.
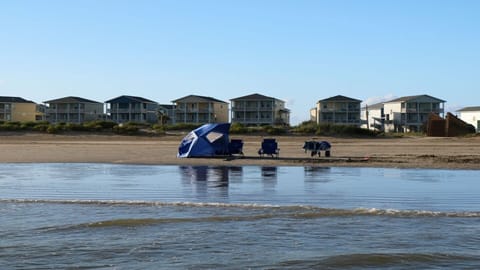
left=402, top=108, right=444, bottom=113
left=320, top=119, right=361, bottom=124
left=232, top=106, right=273, bottom=111
left=50, top=109, right=87, bottom=113
left=421, top=108, right=443, bottom=113
left=175, top=108, right=215, bottom=113
left=232, top=117, right=274, bottom=123
left=109, top=108, right=148, bottom=113
left=320, top=108, right=360, bottom=113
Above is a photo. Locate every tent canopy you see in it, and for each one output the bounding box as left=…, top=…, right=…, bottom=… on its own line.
left=178, top=123, right=231, bottom=158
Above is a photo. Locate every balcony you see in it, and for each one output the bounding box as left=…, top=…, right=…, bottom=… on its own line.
left=46, top=109, right=86, bottom=113
left=175, top=108, right=215, bottom=113
left=232, top=106, right=272, bottom=111
left=109, top=108, right=148, bottom=114
left=232, top=117, right=274, bottom=124
left=402, top=107, right=444, bottom=114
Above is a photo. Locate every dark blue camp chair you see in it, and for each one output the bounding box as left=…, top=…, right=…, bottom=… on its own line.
left=258, top=138, right=280, bottom=158
left=228, top=139, right=244, bottom=156
left=303, top=140, right=331, bottom=157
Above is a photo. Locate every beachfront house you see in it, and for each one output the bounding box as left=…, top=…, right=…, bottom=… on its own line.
left=361, top=102, right=385, bottom=131
left=383, top=94, right=445, bottom=133
left=311, top=95, right=361, bottom=126
left=172, top=95, right=228, bottom=124
left=0, top=96, right=39, bottom=122
left=230, top=93, right=290, bottom=126
left=44, top=96, right=104, bottom=123
left=457, top=106, right=480, bottom=133
left=105, top=95, right=159, bottom=124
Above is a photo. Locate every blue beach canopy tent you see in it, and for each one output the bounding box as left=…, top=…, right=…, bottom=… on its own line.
left=178, top=123, right=231, bottom=158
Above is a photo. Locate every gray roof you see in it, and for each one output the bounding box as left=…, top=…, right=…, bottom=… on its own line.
left=0, top=96, right=35, bottom=103
left=44, top=96, right=102, bottom=104
left=172, top=95, right=227, bottom=104
left=385, top=94, right=446, bottom=103
left=105, top=95, right=157, bottom=104
left=230, top=93, right=276, bottom=101
left=318, top=95, right=361, bottom=103
left=457, top=106, right=480, bottom=112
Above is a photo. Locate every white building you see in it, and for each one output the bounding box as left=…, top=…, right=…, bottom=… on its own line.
left=361, top=102, right=385, bottom=131
left=457, top=106, right=480, bottom=132
left=383, top=95, right=445, bottom=133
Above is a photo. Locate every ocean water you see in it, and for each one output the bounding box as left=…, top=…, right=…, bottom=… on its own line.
left=1, top=163, right=479, bottom=269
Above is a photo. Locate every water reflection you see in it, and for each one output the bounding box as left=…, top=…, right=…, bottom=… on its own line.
left=261, top=167, right=277, bottom=179
left=304, top=167, right=332, bottom=183
left=179, top=166, right=282, bottom=192
left=179, top=166, right=283, bottom=183
left=179, top=166, right=245, bottom=184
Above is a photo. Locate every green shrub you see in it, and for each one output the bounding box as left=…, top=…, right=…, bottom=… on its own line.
left=46, top=125, right=61, bottom=134
left=113, top=124, right=140, bottom=135
left=292, top=121, right=377, bottom=137
left=92, top=121, right=117, bottom=130
left=315, top=123, right=377, bottom=137
left=164, top=123, right=201, bottom=131
left=291, top=121, right=318, bottom=134
left=263, top=125, right=287, bottom=135
left=230, top=123, right=248, bottom=134
left=152, top=124, right=166, bottom=134
left=0, top=121, right=22, bottom=131
left=64, top=123, right=84, bottom=131
left=33, top=123, right=50, bottom=132
left=20, top=121, right=38, bottom=129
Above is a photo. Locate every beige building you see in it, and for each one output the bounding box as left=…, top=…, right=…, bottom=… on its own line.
left=44, top=96, right=104, bottom=123
left=172, top=95, right=228, bottom=124
left=0, top=96, right=38, bottom=122
left=230, top=93, right=290, bottom=126
left=311, top=95, right=361, bottom=126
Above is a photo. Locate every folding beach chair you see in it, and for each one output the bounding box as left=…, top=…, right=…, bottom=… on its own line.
left=228, top=139, right=244, bottom=156
left=258, top=138, right=280, bottom=158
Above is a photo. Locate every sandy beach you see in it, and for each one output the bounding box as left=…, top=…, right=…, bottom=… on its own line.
left=1, top=132, right=480, bottom=169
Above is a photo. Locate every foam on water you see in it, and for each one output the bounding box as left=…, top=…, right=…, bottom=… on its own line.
left=3, top=198, right=480, bottom=218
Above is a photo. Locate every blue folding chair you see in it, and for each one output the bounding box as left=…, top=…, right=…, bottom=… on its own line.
left=228, top=139, right=244, bottom=156
left=258, top=138, right=280, bottom=158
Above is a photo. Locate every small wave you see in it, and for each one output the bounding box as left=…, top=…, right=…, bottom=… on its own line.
left=276, top=252, right=480, bottom=269
left=0, top=198, right=285, bottom=209
left=3, top=199, right=480, bottom=218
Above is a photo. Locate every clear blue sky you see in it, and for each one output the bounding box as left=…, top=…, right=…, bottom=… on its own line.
left=1, top=0, right=479, bottom=124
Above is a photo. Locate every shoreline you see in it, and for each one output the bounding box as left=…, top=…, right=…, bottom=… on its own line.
left=1, top=133, right=480, bottom=170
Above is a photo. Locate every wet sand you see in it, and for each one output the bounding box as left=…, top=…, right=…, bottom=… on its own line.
left=1, top=133, right=480, bottom=169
